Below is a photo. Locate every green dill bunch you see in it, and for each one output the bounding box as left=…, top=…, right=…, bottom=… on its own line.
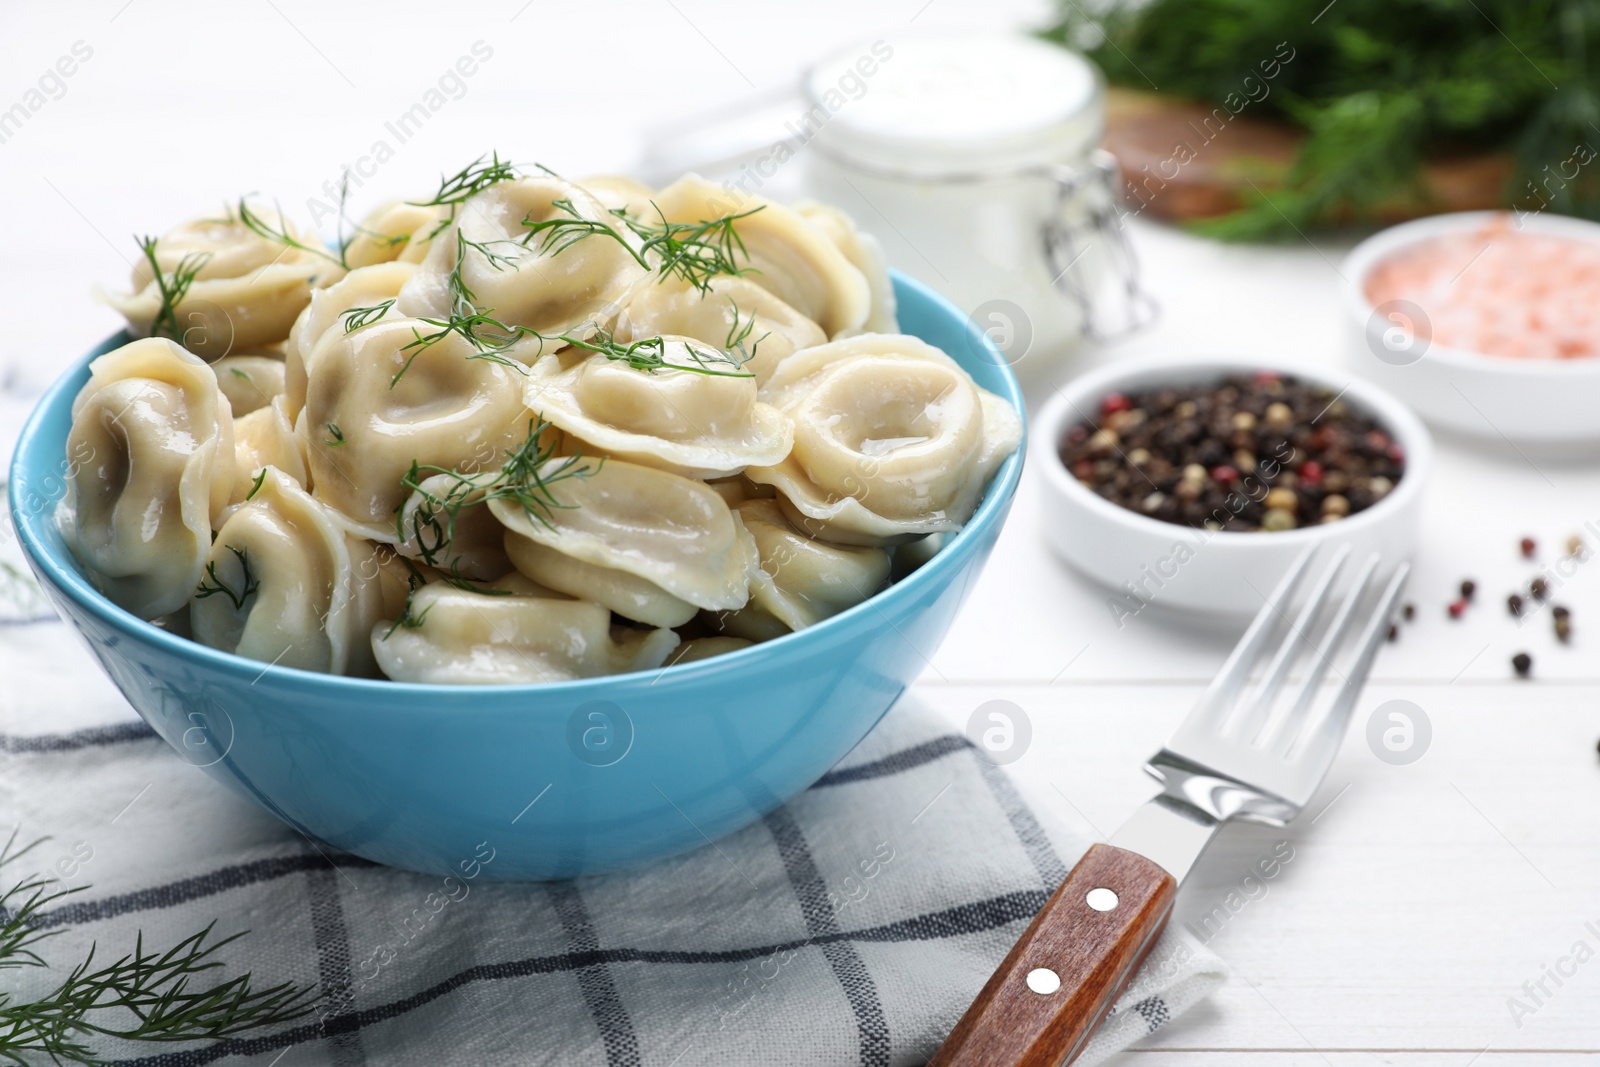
left=1043, top=0, right=1600, bottom=238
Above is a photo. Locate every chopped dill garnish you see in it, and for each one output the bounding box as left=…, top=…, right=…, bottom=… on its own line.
left=234, top=197, right=347, bottom=269
left=410, top=151, right=518, bottom=210
left=324, top=422, right=345, bottom=446
left=521, top=198, right=648, bottom=262
left=625, top=204, right=765, bottom=293
left=382, top=560, right=434, bottom=637
left=136, top=234, right=209, bottom=342
left=341, top=299, right=396, bottom=333
left=194, top=546, right=259, bottom=611
left=561, top=327, right=754, bottom=377
left=724, top=301, right=769, bottom=366
left=229, top=367, right=250, bottom=379
left=245, top=469, right=267, bottom=500
left=397, top=417, right=601, bottom=591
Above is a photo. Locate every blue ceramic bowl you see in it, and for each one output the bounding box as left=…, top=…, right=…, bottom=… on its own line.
left=10, top=273, right=1024, bottom=880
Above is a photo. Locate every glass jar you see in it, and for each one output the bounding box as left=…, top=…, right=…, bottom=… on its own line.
left=801, top=33, right=1153, bottom=363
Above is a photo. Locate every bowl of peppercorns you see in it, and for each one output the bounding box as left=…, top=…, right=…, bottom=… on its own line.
left=1035, top=355, right=1431, bottom=619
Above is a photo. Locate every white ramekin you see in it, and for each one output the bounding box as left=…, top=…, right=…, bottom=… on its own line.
left=1342, top=210, right=1600, bottom=448
left=1034, top=355, right=1432, bottom=618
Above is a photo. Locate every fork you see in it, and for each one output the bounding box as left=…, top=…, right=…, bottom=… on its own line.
left=928, top=545, right=1408, bottom=1066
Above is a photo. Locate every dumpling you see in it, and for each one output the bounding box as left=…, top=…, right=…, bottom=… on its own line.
left=370, top=574, right=678, bottom=684
left=232, top=396, right=309, bottom=500
left=64, top=338, right=235, bottom=619
left=301, top=318, right=531, bottom=540
left=649, top=175, right=870, bottom=337
left=343, top=200, right=448, bottom=268
left=394, top=470, right=516, bottom=583
left=665, top=636, right=754, bottom=665
left=746, top=335, right=1021, bottom=545
left=190, top=467, right=384, bottom=676
left=284, top=262, right=415, bottom=420
left=103, top=201, right=344, bottom=359
left=793, top=201, right=898, bottom=335
left=578, top=175, right=656, bottom=217
left=615, top=275, right=826, bottom=385
left=706, top=499, right=891, bottom=641
left=396, top=176, right=648, bottom=336
left=490, top=457, right=760, bottom=621
left=211, top=352, right=286, bottom=417
left=521, top=336, right=791, bottom=478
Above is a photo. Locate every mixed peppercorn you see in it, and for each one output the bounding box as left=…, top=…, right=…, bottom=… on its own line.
left=1058, top=373, right=1405, bottom=533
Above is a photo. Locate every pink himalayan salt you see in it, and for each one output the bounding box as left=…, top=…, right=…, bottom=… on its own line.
left=1364, top=215, right=1600, bottom=360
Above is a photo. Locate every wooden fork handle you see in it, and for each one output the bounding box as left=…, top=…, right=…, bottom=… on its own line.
left=928, top=844, right=1177, bottom=1067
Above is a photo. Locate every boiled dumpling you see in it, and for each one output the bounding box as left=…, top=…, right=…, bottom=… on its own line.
left=191, top=467, right=384, bottom=675
left=211, top=352, right=286, bottom=417
left=232, top=396, right=309, bottom=500
left=615, top=275, right=826, bottom=386
left=370, top=573, right=678, bottom=684
left=64, top=338, right=235, bottom=618
left=650, top=175, right=870, bottom=337
left=522, top=336, right=791, bottom=478
left=746, top=335, right=1021, bottom=545
left=343, top=200, right=448, bottom=268
left=284, top=262, right=415, bottom=420
left=396, top=176, right=648, bottom=336
left=103, top=201, right=343, bottom=359
left=301, top=318, right=531, bottom=540
left=490, top=457, right=759, bottom=619
left=578, top=175, right=656, bottom=217
left=707, top=499, right=891, bottom=640
left=794, top=201, right=898, bottom=335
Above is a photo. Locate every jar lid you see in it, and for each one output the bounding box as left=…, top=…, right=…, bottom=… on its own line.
left=803, top=33, right=1104, bottom=179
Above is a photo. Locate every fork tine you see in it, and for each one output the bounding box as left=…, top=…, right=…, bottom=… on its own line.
left=1187, top=545, right=1318, bottom=729
left=1228, top=544, right=1350, bottom=744
left=1288, top=561, right=1410, bottom=766
left=1262, top=552, right=1380, bottom=756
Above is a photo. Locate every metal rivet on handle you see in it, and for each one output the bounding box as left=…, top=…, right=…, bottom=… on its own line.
left=1086, top=887, right=1119, bottom=912
left=1026, top=967, right=1061, bottom=995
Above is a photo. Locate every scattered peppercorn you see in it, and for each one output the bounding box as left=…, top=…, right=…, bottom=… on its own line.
left=1459, top=579, right=1476, bottom=601
left=1512, top=652, right=1533, bottom=678
left=1402, top=603, right=1415, bottom=621
left=1508, top=593, right=1524, bottom=617
left=1057, top=374, right=1405, bottom=532
left=1554, top=605, right=1572, bottom=643
left=1387, top=623, right=1398, bottom=642
left=1531, top=577, right=1550, bottom=601
left=1448, top=599, right=1467, bottom=619
left=1568, top=535, right=1587, bottom=560
left=1520, top=537, right=1537, bottom=559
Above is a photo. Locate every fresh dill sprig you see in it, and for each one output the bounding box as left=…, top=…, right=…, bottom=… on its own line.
left=410, top=151, right=518, bottom=210
left=194, top=546, right=259, bottom=611
left=623, top=205, right=765, bottom=293
left=0, top=830, right=318, bottom=1065
left=245, top=469, right=267, bottom=500
left=234, top=197, right=346, bottom=269
left=724, top=302, right=768, bottom=367
left=324, top=423, right=345, bottom=446
left=341, top=299, right=396, bottom=333
left=520, top=198, right=648, bottom=263
left=561, top=327, right=754, bottom=378
left=135, top=235, right=209, bottom=342
left=382, top=559, right=434, bottom=638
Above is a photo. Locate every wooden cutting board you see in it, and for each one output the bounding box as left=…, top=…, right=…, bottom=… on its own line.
left=1101, top=88, right=1515, bottom=223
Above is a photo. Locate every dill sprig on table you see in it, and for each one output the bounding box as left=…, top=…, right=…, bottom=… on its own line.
left=0, top=831, right=318, bottom=1066
left=562, top=327, right=755, bottom=378
left=135, top=235, right=209, bottom=342
left=193, top=546, right=259, bottom=611
left=1042, top=0, right=1600, bottom=238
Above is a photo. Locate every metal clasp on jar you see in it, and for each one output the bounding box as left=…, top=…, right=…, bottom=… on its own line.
left=1044, top=149, right=1159, bottom=342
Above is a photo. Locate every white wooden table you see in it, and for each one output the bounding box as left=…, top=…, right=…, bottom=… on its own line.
left=3, top=2, right=1598, bottom=1063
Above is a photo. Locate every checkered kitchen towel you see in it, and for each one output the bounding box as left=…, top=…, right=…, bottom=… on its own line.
left=0, top=405, right=1224, bottom=1067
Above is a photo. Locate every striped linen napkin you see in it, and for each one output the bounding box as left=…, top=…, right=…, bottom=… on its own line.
left=0, top=408, right=1225, bottom=1067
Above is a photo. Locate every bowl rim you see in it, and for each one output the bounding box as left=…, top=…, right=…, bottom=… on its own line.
left=10, top=271, right=1026, bottom=696
left=1032, top=353, right=1432, bottom=546
left=1340, top=209, right=1600, bottom=378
